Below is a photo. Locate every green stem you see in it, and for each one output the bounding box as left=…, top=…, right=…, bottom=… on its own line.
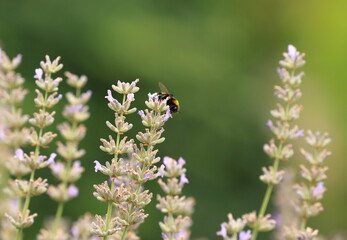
left=103, top=180, right=115, bottom=240
left=103, top=94, right=127, bottom=240
left=17, top=170, right=36, bottom=240
left=52, top=202, right=64, bottom=233
left=21, top=170, right=35, bottom=216
left=251, top=142, right=283, bottom=240
left=300, top=219, right=307, bottom=231
left=16, top=229, right=22, bottom=240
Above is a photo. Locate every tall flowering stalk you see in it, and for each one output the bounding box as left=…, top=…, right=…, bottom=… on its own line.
left=0, top=49, right=30, bottom=238
left=249, top=45, right=305, bottom=240
left=217, top=45, right=306, bottom=240
left=92, top=79, right=172, bottom=240
left=92, top=79, right=139, bottom=239
left=36, top=72, right=92, bottom=239
left=283, top=131, right=331, bottom=239
left=117, top=88, right=172, bottom=239
left=4, top=56, right=63, bottom=240
left=156, top=156, right=195, bottom=240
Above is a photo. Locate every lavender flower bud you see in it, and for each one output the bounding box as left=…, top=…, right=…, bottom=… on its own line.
left=259, top=166, right=285, bottom=185
left=62, top=104, right=90, bottom=123
left=34, top=90, right=62, bottom=109
left=65, top=90, right=92, bottom=105
left=28, top=129, right=57, bottom=147
left=93, top=159, right=127, bottom=177
left=5, top=210, right=37, bottom=229
left=35, top=75, right=63, bottom=93
left=93, top=181, right=130, bottom=203
left=145, top=93, right=169, bottom=112
left=305, top=130, right=331, bottom=148
left=47, top=184, right=79, bottom=203
left=300, top=148, right=331, bottom=165
left=136, top=128, right=165, bottom=145
left=40, top=55, right=63, bottom=74
left=299, top=165, right=328, bottom=182
left=29, top=110, right=56, bottom=128
left=57, top=141, right=85, bottom=161
left=0, top=49, right=22, bottom=71
left=242, top=211, right=276, bottom=232
left=217, top=213, right=246, bottom=235
left=296, top=227, right=319, bottom=240
left=15, top=177, right=48, bottom=196
left=106, top=118, right=133, bottom=134
left=91, top=215, right=121, bottom=237
left=57, top=122, right=87, bottom=142
left=274, top=85, right=302, bottom=102
left=111, top=79, right=140, bottom=94
left=65, top=71, right=88, bottom=89
left=279, top=44, right=306, bottom=69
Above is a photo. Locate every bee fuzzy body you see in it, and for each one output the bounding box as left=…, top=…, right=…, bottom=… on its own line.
left=157, top=82, right=180, bottom=114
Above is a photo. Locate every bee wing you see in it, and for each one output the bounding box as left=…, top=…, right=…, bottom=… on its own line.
left=158, top=82, right=169, bottom=93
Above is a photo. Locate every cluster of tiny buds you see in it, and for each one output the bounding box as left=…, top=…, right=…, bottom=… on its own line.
left=157, top=157, right=195, bottom=240
left=283, top=227, right=319, bottom=240
left=217, top=211, right=277, bottom=240
left=291, top=131, right=331, bottom=231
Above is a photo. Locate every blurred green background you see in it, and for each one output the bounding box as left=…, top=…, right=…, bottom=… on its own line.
left=1, top=0, right=347, bottom=239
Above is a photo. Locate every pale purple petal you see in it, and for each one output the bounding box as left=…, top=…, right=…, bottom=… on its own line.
left=13, top=54, right=22, bottom=66
left=34, top=68, right=43, bottom=80
left=127, top=93, right=134, bottom=101
left=164, top=109, right=172, bottom=122
left=94, top=160, right=102, bottom=172
left=178, top=157, right=186, bottom=166
left=105, top=90, right=114, bottom=102
left=57, top=94, right=63, bottom=101
left=38, top=155, right=45, bottom=162
left=138, top=110, right=145, bottom=117
left=313, top=182, right=325, bottom=198
left=145, top=172, right=152, bottom=179
left=47, top=153, right=57, bottom=164
left=68, top=185, right=79, bottom=198
left=14, top=149, right=24, bottom=161
left=163, top=156, right=171, bottom=167
left=162, top=233, right=168, bottom=240
left=156, top=164, right=165, bottom=178
left=295, top=129, right=305, bottom=138
left=239, top=230, right=252, bottom=240
left=216, top=224, right=227, bottom=238
left=51, top=162, right=64, bottom=174
left=288, top=44, right=298, bottom=59
left=266, top=120, right=273, bottom=128
left=180, top=173, right=189, bottom=185
left=73, top=160, right=81, bottom=168
left=71, top=225, right=79, bottom=237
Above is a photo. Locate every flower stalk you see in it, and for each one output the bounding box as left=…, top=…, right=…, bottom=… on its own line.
left=4, top=55, right=63, bottom=240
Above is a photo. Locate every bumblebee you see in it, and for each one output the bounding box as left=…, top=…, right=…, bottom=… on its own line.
left=157, top=82, right=180, bottom=113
